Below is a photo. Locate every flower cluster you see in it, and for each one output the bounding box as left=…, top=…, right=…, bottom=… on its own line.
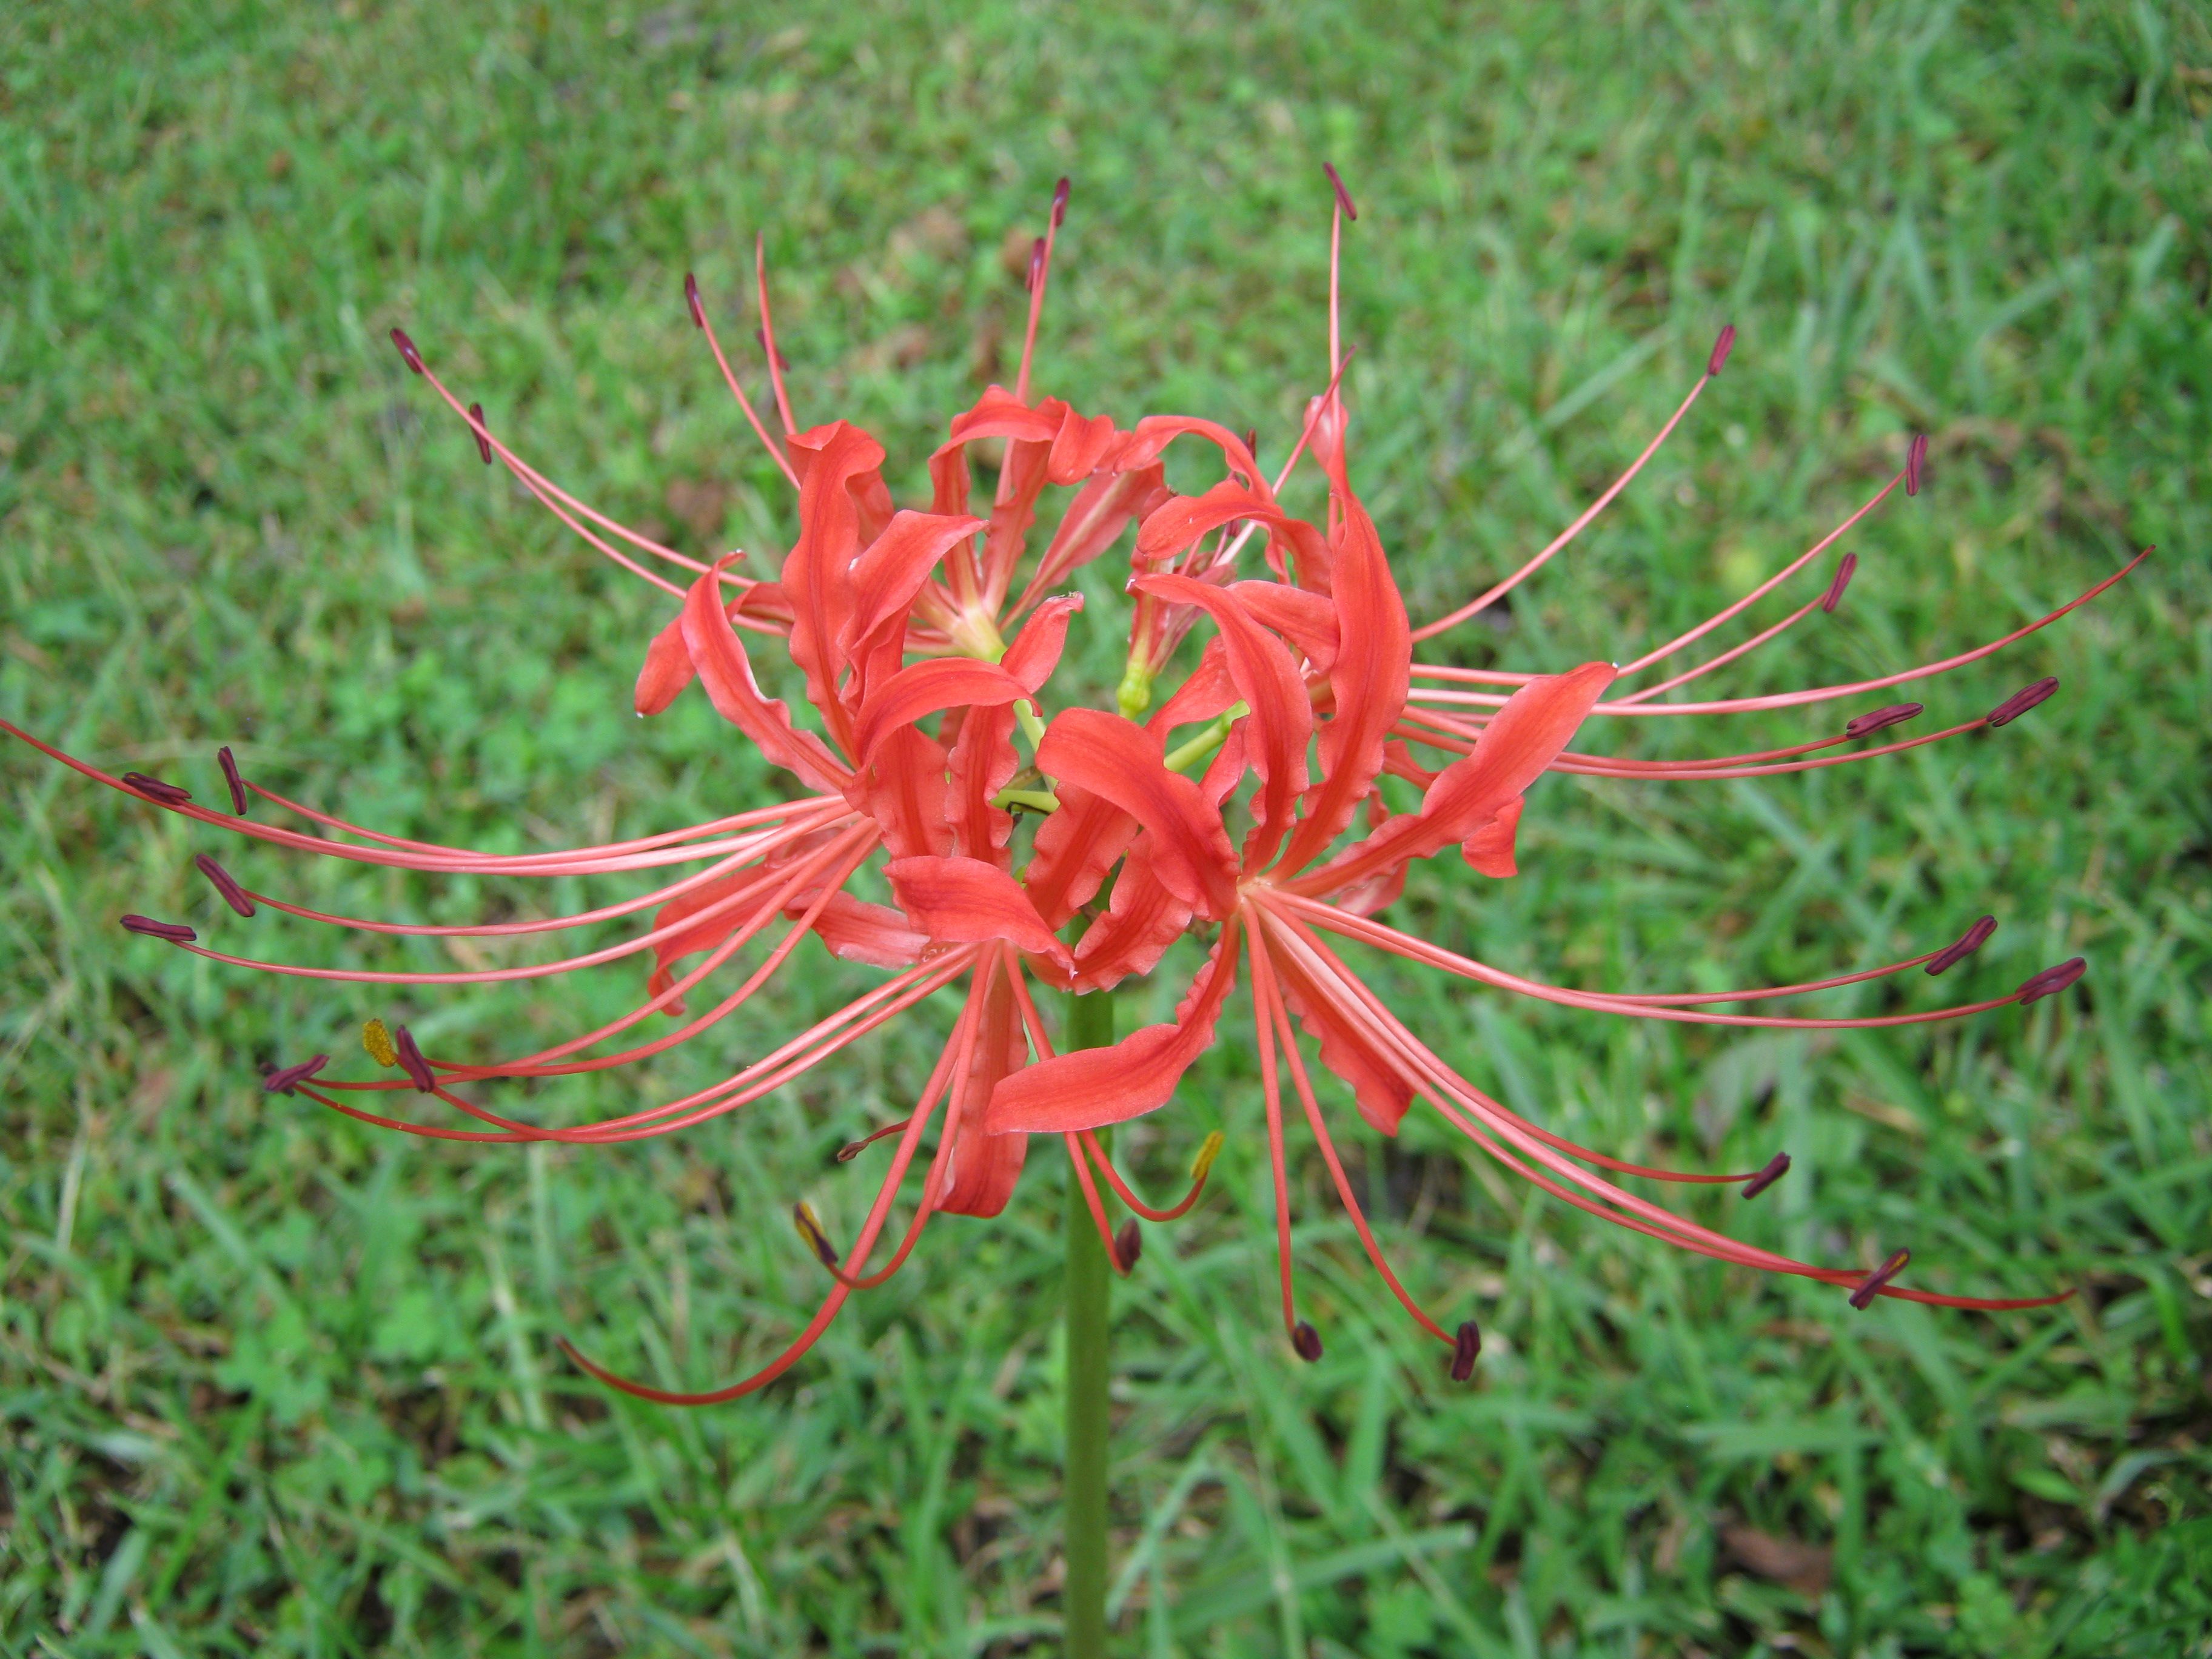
left=7, top=173, right=2144, bottom=1403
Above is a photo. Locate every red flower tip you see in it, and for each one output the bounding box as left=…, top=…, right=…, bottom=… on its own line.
left=2016, top=957, right=2086, bottom=1005
left=1706, top=323, right=1737, bottom=377
left=390, top=327, right=424, bottom=375
left=1849, top=1247, right=1911, bottom=1310
left=1322, top=162, right=1358, bottom=221
left=121, top=771, right=192, bottom=806
left=120, top=914, right=196, bottom=944
left=1449, top=1319, right=1482, bottom=1382
left=193, top=853, right=255, bottom=917
left=1741, top=1151, right=1791, bottom=1199
left=468, top=403, right=492, bottom=464
left=1845, top=702, right=1922, bottom=740
left=1291, top=1320, right=1324, bottom=1362
left=1051, top=176, right=1071, bottom=228
left=393, top=1024, right=436, bottom=1092
left=684, top=272, right=705, bottom=329
left=1925, top=914, right=1997, bottom=976
left=217, top=745, right=248, bottom=813
left=1115, top=1219, right=1142, bottom=1272
left=1819, top=551, right=1858, bottom=614
left=1906, top=432, right=1929, bottom=497
left=263, top=1054, right=329, bottom=1096
left=1987, top=675, right=2059, bottom=728
left=792, top=1201, right=840, bottom=1269
left=1026, top=235, right=1046, bottom=293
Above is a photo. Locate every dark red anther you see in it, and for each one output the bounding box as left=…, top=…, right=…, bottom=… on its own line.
left=1845, top=702, right=1922, bottom=740
left=752, top=327, right=790, bottom=372
left=390, top=327, right=424, bottom=375
left=1925, top=914, right=1997, bottom=976
left=1906, top=432, right=1928, bottom=497
left=263, top=1054, right=329, bottom=1096
left=121, top=914, right=196, bottom=944
left=1291, top=1320, right=1324, bottom=1362
left=685, top=272, right=706, bottom=329
left=121, top=771, right=192, bottom=806
left=2016, top=957, right=2086, bottom=1005
left=1820, top=551, right=1858, bottom=614
left=1449, top=1319, right=1482, bottom=1382
left=1848, top=1247, right=1911, bottom=1310
left=1026, top=235, right=1046, bottom=293
left=1243, top=427, right=1259, bottom=462
left=393, top=1024, right=437, bottom=1092
left=1322, top=163, right=1358, bottom=221
left=193, top=853, right=255, bottom=917
left=834, top=1139, right=866, bottom=1164
left=218, top=745, right=247, bottom=813
left=1987, top=676, right=2059, bottom=728
left=1051, top=176, right=1070, bottom=229
left=1115, top=1219, right=1141, bottom=1272
left=793, top=1202, right=841, bottom=1270
left=1706, top=323, right=1737, bottom=377
left=1741, top=1151, right=1791, bottom=1199
left=468, top=403, right=492, bottom=464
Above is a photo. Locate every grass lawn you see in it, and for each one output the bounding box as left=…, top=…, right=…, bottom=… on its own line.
left=4, top=1, right=2209, bottom=1653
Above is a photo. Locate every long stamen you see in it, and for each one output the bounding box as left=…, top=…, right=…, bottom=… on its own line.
left=1014, top=176, right=1070, bottom=404
left=755, top=234, right=798, bottom=435
left=686, top=272, right=803, bottom=491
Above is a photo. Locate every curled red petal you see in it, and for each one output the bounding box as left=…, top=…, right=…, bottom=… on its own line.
left=1462, top=794, right=1524, bottom=877
left=1036, top=708, right=1238, bottom=917
left=853, top=657, right=1033, bottom=763
left=1002, top=592, right=1084, bottom=693
left=634, top=611, right=697, bottom=716
left=680, top=562, right=850, bottom=793
left=984, top=923, right=1243, bottom=1134
left=886, top=855, right=1074, bottom=973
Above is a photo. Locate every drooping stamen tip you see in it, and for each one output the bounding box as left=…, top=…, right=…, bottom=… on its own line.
left=217, top=745, right=248, bottom=813
left=1449, top=1319, right=1482, bottom=1382
left=468, top=402, right=492, bottom=464
left=262, top=1054, right=329, bottom=1096
left=363, top=1017, right=399, bottom=1067
left=751, top=327, right=790, bottom=372
left=1706, top=323, right=1737, bottom=377
left=1987, top=676, right=2058, bottom=728
left=792, top=1201, right=840, bottom=1270
left=1050, top=175, right=1070, bottom=228
left=1906, top=432, right=1929, bottom=497
left=390, top=327, right=424, bottom=374
left=193, top=853, right=255, bottom=917
left=1322, top=162, right=1357, bottom=221
left=1190, top=1130, right=1224, bottom=1184
left=120, top=914, right=196, bottom=944
left=1848, top=1247, right=1911, bottom=1310
left=1741, top=1151, right=1792, bottom=1199
left=1025, top=235, right=1046, bottom=293
left=121, top=771, right=192, bottom=806
left=393, top=1024, right=436, bottom=1092
left=1114, top=1219, right=1141, bottom=1273
left=1291, top=1320, right=1324, bottom=1362
left=684, top=271, right=705, bottom=329
left=1819, top=551, right=1858, bottom=614
left=1845, top=702, right=1922, bottom=740
left=1925, top=914, right=1996, bottom=976
left=834, top=1138, right=866, bottom=1164
left=2016, top=957, right=2086, bottom=1005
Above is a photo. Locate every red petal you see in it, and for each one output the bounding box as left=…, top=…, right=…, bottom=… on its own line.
left=1229, top=580, right=1339, bottom=671
left=1036, top=708, right=1238, bottom=917
left=1002, top=593, right=1084, bottom=693
left=1463, top=794, right=1524, bottom=877
left=1276, top=473, right=1410, bottom=875
left=948, top=702, right=1019, bottom=866
left=1145, top=640, right=1239, bottom=735
left=852, top=657, right=1032, bottom=763
left=634, top=610, right=696, bottom=715
left=842, top=510, right=987, bottom=697
left=780, top=421, right=888, bottom=747
left=854, top=725, right=955, bottom=861
left=1071, top=843, right=1193, bottom=991
left=797, top=891, right=930, bottom=967
left=680, top=562, right=850, bottom=793
left=1024, top=785, right=1138, bottom=927
left=1018, top=465, right=1171, bottom=610
left=936, top=964, right=1031, bottom=1216
left=886, top=856, right=1074, bottom=972
left=1133, top=574, right=1312, bottom=873
left=1270, top=947, right=1415, bottom=1135
left=984, top=924, right=1243, bottom=1134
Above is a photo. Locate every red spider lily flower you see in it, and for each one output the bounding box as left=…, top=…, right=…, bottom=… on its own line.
left=5, top=172, right=2143, bottom=1403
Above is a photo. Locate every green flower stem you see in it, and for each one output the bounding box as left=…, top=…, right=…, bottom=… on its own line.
left=1063, top=984, right=1115, bottom=1659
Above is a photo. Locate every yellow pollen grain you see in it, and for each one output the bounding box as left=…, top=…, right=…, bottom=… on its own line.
left=792, top=1201, right=835, bottom=1263
left=1190, top=1130, right=1225, bottom=1184
left=362, top=1019, right=398, bottom=1067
